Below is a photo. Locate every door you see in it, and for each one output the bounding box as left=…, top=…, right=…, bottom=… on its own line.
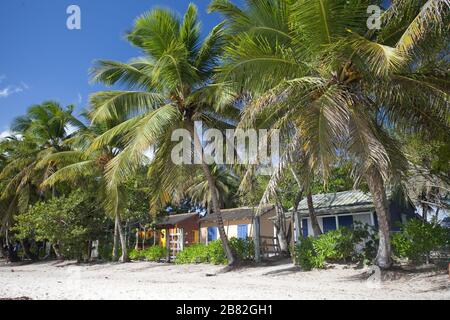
left=322, top=217, right=337, bottom=233
left=302, top=219, right=309, bottom=238
left=237, top=224, right=248, bottom=239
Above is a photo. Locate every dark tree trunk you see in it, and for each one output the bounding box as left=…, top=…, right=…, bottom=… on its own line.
left=307, top=193, right=323, bottom=237
left=21, top=239, right=38, bottom=261
left=365, top=166, right=392, bottom=269
left=52, top=243, right=64, bottom=260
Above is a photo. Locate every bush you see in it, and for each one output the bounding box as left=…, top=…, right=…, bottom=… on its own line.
left=207, top=240, right=228, bottom=265
left=294, top=223, right=378, bottom=270
left=175, top=238, right=255, bottom=265
left=294, top=237, right=324, bottom=271
left=391, top=219, right=450, bottom=264
left=175, top=244, right=209, bottom=264
left=128, top=246, right=167, bottom=262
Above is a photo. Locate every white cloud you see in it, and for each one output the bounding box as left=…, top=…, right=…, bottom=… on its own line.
left=0, top=82, right=28, bottom=98
left=77, top=93, right=83, bottom=104
left=0, top=130, right=12, bottom=140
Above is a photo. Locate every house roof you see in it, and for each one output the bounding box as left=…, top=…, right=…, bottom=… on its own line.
left=155, top=212, right=198, bottom=227
left=199, top=205, right=275, bottom=223
left=294, top=190, right=376, bottom=216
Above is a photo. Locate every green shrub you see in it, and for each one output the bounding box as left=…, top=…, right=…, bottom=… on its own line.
left=128, top=246, right=167, bottom=262
left=175, top=244, right=209, bottom=264
left=128, top=249, right=142, bottom=261
left=294, top=237, right=325, bottom=270
left=391, top=219, right=450, bottom=264
left=294, top=223, right=378, bottom=270
left=207, top=240, right=228, bottom=265
left=229, top=238, right=255, bottom=260
left=141, top=246, right=167, bottom=262
left=175, top=238, right=255, bottom=265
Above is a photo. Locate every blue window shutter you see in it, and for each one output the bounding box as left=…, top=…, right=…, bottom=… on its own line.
left=323, top=217, right=337, bottom=233
left=208, top=227, right=217, bottom=242
left=338, top=215, right=354, bottom=229
left=237, top=224, right=248, bottom=239
left=302, top=219, right=309, bottom=238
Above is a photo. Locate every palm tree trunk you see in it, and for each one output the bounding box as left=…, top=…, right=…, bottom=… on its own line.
left=307, top=193, right=323, bottom=237
left=186, top=121, right=237, bottom=266
left=200, top=161, right=237, bottom=266
left=112, top=219, right=119, bottom=261
left=115, top=212, right=129, bottom=263
left=365, top=166, right=392, bottom=269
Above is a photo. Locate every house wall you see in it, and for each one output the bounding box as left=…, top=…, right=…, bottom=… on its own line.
left=199, top=214, right=275, bottom=244
left=177, top=216, right=200, bottom=246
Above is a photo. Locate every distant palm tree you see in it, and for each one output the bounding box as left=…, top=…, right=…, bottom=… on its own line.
left=211, top=0, right=449, bottom=268
left=39, top=113, right=132, bottom=262
left=0, top=101, right=81, bottom=259
left=88, top=4, right=241, bottom=265
left=186, top=165, right=239, bottom=212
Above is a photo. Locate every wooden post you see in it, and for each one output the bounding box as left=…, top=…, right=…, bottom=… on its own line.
left=253, top=216, right=261, bottom=263
left=180, top=228, right=185, bottom=252
left=165, top=228, right=170, bottom=262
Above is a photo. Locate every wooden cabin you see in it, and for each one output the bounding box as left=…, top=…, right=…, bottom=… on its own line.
left=154, top=212, right=200, bottom=260
left=199, top=206, right=277, bottom=256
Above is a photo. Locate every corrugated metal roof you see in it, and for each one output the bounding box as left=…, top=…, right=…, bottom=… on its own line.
left=296, top=190, right=375, bottom=215
left=155, top=212, right=198, bottom=227
left=199, top=205, right=275, bottom=223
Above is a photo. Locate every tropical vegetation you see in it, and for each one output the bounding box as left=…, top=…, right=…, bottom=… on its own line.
left=0, top=1, right=449, bottom=271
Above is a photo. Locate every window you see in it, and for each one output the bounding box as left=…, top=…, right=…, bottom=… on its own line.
left=322, top=217, right=337, bottom=233
left=207, top=227, right=217, bottom=242
left=237, top=224, right=248, bottom=239
left=338, top=215, right=354, bottom=229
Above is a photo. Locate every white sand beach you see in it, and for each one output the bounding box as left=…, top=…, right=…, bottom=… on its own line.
left=0, top=259, right=448, bottom=300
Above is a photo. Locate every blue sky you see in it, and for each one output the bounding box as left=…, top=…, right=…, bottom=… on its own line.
left=0, top=0, right=389, bottom=136
left=0, top=0, right=228, bottom=135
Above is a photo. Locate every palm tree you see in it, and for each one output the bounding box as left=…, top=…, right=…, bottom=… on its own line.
left=0, top=101, right=81, bottom=259
left=87, top=4, right=241, bottom=265
left=211, top=0, right=449, bottom=269
left=186, top=165, right=239, bottom=212
left=39, top=113, right=133, bottom=262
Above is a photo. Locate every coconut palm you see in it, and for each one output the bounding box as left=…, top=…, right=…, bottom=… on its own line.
left=186, top=165, right=239, bottom=212
left=211, top=0, right=449, bottom=268
left=87, top=4, right=241, bottom=265
left=0, top=101, right=82, bottom=259
left=39, top=113, right=133, bottom=262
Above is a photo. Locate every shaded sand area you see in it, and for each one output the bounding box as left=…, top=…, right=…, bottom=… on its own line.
left=0, top=259, right=448, bottom=300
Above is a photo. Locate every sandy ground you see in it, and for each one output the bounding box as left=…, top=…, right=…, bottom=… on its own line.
left=0, top=259, right=449, bottom=300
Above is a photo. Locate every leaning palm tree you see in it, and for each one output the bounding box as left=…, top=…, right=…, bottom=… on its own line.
left=211, top=0, right=449, bottom=268
left=88, top=4, right=241, bottom=265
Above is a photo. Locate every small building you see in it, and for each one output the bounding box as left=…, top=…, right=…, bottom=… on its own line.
left=199, top=206, right=276, bottom=245
left=154, top=212, right=200, bottom=260
left=287, top=190, right=417, bottom=239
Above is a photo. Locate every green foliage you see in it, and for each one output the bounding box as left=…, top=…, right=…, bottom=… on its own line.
left=175, top=238, right=255, bottom=265
left=128, top=246, right=167, bottom=262
left=175, top=244, right=210, bottom=264
left=12, top=190, right=105, bottom=260
left=391, top=219, right=450, bottom=264
left=294, top=223, right=378, bottom=270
